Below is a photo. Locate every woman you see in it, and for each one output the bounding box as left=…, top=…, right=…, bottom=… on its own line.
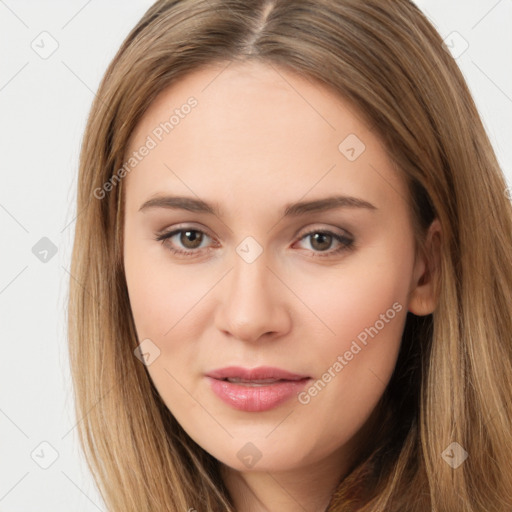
left=67, top=0, right=512, bottom=510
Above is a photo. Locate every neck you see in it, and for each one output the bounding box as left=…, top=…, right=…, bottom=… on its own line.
left=220, top=449, right=348, bottom=512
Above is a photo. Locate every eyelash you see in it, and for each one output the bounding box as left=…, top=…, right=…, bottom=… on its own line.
left=154, top=226, right=355, bottom=259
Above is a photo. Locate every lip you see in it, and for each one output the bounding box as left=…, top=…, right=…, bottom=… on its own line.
left=205, top=366, right=311, bottom=412
left=205, top=365, right=309, bottom=381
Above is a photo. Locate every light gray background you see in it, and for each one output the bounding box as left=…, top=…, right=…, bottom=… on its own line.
left=1, top=1, right=511, bottom=510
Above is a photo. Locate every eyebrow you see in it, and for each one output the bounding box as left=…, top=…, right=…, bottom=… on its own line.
left=138, top=194, right=377, bottom=217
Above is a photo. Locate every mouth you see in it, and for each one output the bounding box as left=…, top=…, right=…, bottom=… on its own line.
left=205, top=366, right=311, bottom=412
left=219, top=377, right=305, bottom=386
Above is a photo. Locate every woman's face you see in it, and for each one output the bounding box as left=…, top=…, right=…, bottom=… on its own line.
left=122, top=60, right=432, bottom=476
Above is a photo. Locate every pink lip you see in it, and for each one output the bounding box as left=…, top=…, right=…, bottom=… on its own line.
left=205, top=366, right=311, bottom=412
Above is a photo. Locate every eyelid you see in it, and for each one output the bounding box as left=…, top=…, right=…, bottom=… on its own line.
left=295, top=223, right=353, bottom=240
left=155, top=222, right=214, bottom=239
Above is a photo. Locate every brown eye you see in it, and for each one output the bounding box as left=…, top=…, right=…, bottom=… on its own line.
left=154, top=227, right=213, bottom=256
left=309, top=232, right=333, bottom=252
left=178, top=230, right=204, bottom=249
left=296, top=229, right=354, bottom=258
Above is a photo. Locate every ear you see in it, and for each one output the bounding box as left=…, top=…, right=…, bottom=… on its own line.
left=407, top=218, right=442, bottom=316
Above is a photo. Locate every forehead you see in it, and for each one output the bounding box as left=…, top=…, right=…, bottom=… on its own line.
left=123, top=60, right=409, bottom=217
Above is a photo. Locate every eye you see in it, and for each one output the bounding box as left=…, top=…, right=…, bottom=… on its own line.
left=294, top=228, right=354, bottom=258
left=154, top=226, right=355, bottom=258
left=154, top=227, right=215, bottom=257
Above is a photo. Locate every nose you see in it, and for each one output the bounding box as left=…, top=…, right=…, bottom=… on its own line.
left=214, top=250, right=292, bottom=343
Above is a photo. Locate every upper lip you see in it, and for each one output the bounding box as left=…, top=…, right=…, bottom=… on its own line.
left=206, top=366, right=310, bottom=381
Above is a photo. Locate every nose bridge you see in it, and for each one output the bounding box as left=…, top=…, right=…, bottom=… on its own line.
left=214, top=242, right=290, bottom=342
left=230, top=247, right=271, bottom=303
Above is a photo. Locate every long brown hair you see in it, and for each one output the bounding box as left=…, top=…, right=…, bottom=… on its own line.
left=67, top=1, right=512, bottom=510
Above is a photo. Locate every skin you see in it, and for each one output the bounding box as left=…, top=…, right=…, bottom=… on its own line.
left=122, top=60, right=441, bottom=512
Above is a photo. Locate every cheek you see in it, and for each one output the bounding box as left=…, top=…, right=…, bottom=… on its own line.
left=292, top=249, right=410, bottom=349
left=123, top=229, right=207, bottom=341
left=124, top=258, right=167, bottom=340
left=123, top=243, right=210, bottom=406
left=283, top=214, right=414, bottom=351
left=291, top=244, right=411, bottom=411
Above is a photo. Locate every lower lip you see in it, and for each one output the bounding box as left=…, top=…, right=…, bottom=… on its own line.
left=206, top=376, right=311, bottom=412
